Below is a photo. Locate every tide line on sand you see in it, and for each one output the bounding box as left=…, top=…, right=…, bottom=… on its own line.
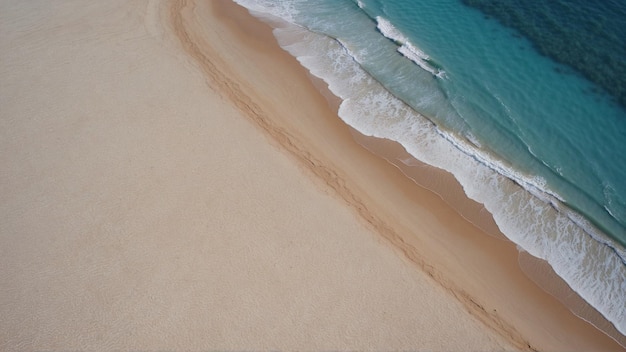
left=0, top=0, right=623, bottom=350
left=178, top=0, right=624, bottom=350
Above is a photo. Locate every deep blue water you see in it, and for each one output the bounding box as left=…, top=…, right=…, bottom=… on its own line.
left=354, top=0, right=626, bottom=247
left=462, top=0, right=626, bottom=108
left=234, top=0, right=626, bottom=338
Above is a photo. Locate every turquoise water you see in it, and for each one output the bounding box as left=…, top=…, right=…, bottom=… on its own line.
left=234, top=0, right=626, bottom=339
left=462, top=0, right=626, bottom=108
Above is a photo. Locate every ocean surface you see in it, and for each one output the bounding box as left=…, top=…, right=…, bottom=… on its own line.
left=233, top=0, right=626, bottom=341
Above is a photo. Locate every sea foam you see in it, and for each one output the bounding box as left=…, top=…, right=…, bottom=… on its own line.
left=278, top=22, right=626, bottom=338
left=233, top=0, right=626, bottom=341
left=375, top=17, right=445, bottom=78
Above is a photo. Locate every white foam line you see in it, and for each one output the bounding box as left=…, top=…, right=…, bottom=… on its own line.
left=376, top=16, right=445, bottom=78
left=233, top=0, right=626, bottom=336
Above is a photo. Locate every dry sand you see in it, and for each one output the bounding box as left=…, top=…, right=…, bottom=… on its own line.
left=0, top=0, right=623, bottom=351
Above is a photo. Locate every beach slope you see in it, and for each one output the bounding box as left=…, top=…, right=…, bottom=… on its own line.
left=0, top=0, right=622, bottom=350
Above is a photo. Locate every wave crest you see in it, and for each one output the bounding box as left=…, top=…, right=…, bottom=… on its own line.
left=376, top=16, right=446, bottom=78
left=231, top=0, right=626, bottom=343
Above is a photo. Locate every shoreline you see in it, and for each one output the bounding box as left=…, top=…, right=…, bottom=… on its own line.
left=203, top=0, right=624, bottom=350
left=352, top=128, right=626, bottom=347
left=0, top=0, right=623, bottom=349
left=0, top=0, right=520, bottom=349
left=253, top=4, right=626, bottom=342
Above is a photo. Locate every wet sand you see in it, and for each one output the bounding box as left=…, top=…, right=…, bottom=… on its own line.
left=0, top=0, right=622, bottom=350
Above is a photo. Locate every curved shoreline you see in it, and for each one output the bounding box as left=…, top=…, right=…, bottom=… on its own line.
left=1, top=0, right=622, bottom=349
left=222, top=0, right=626, bottom=345
left=170, top=1, right=535, bottom=348
left=178, top=0, right=624, bottom=350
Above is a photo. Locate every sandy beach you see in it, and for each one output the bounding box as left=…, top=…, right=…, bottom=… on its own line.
left=0, top=0, right=623, bottom=350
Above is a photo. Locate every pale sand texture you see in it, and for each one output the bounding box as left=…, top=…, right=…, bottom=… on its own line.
left=202, top=1, right=624, bottom=351
left=1, top=1, right=511, bottom=350
left=0, top=0, right=621, bottom=351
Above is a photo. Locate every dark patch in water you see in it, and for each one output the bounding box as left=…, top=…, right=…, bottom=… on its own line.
left=461, top=0, right=626, bottom=111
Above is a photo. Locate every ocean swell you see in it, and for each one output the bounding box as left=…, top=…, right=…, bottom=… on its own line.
left=375, top=17, right=445, bottom=78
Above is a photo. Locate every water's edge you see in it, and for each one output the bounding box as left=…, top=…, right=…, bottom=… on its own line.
left=351, top=128, right=626, bottom=347
left=232, top=2, right=626, bottom=347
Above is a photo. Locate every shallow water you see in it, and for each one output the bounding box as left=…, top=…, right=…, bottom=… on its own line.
left=234, top=0, right=626, bottom=340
